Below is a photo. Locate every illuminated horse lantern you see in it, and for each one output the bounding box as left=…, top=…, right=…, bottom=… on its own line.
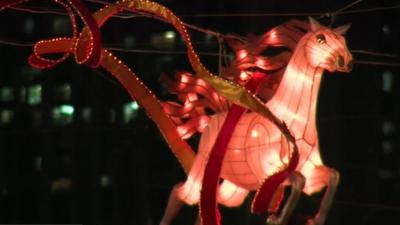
left=161, top=18, right=353, bottom=225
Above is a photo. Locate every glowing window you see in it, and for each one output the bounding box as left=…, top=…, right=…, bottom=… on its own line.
left=20, top=87, right=26, bottom=103
left=151, top=32, right=176, bottom=49
left=382, top=71, right=393, bottom=92
left=0, top=87, right=14, bottom=102
left=110, top=109, right=116, bottom=123
left=24, top=18, right=35, bottom=33
left=165, top=31, right=176, bottom=39
left=82, top=107, right=91, bottom=123
left=100, top=175, right=111, bottom=188
left=54, top=84, right=71, bottom=102
left=123, top=101, right=139, bottom=124
left=31, top=110, right=42, bottom=126
left=124, top=35, right=136, bottom=48
left=27, top=84, right=42, bottom=105
left=53, top=17, right=72, bottom=34
left=0, top=110, right=13, bottom=124
left=52, top=104, right=74, bottom=125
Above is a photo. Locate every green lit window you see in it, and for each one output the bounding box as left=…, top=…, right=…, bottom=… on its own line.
left=82, top=107, right=91, bottom=123
left=24, top=18, right=35, bottom=33
left=0, top=110, right=13, bottom=124
left=52, top=104, right=74, bottom=125
left=53, top=17, right=72, bottom=34
left=20, top=87, right=26, bottom=103
left=100, top=175, right=111, bottom=188
left=110, top=109, right=116, bottom=123
left=27, top=84, right=42, bottom=105
left=54, top=84, right=71, bottom=102
left=31, top=110, right=42, bottom=126
left=21, top=66, right=41, bottom=77
left=124, top=35, right=136, bottom=48
left=382, top=71, right=393, bottom=92
left=164, top=31, right=176, bottom=39
left=123, top=101, right=139, bottom=124
left=151, top=31, right=176, bottom=49
left=0, top=87, right=14, bottom=102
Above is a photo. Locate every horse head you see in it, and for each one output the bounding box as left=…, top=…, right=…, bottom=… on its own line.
left=304, top=17, right=353, bottom=73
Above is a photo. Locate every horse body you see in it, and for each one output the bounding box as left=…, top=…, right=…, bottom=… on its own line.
left=161, top=18, right=353, bottom=225
left=199, top=31, right=327, bottom=195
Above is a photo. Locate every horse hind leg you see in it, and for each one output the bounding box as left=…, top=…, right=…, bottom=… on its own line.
left=217, top=179, right=249, bottom=207
left=267, top=171, right=305, bottom=225
left=190, top=179, right=250, bottom=225
left=306, top=167, right=340, bottom=225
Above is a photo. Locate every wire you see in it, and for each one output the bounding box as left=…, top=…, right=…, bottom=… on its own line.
left=86, top=0, right=400, bottom=18
left=336, top=200, right=400, bottom=212
left=327, top=0, right=362, bottom=25
left=9, top=5, right=139, bottom=19
left=91, top=68, right=126, bottom=91
left=2, top=39, right=400, bottom=67
left=0, top=39, right=34, bottom=47
left=4, top=1, right=400, bottom=43
left=352, top=50, right=399, bottom=59
left=99, top=47, right=225, bottom=57
left=335, top=0, right=363, bottom=15
left=7, top=4, right=245, bottom=40
left=354, top=60, right=400, bottom=67
left=6, top=1, right=400, bottom=18
left=0, top=38, right=228, bottom=56
left=339, top=4, right=400, bottom=15
left=10, top=5, right=70, bottom=16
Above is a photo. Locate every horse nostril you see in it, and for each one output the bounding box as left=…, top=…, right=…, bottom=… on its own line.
left=347, top=60, right=353, bottom=71
left=337, top=55, right=345, bottom=67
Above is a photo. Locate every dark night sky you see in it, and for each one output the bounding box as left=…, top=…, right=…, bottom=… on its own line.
left=0, top=0, right=399, bottom=225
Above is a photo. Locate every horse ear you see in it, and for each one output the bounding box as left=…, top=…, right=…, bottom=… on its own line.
left=334, top=23, right=351, bottom=35
left=308, top=17, right=322, bottom=31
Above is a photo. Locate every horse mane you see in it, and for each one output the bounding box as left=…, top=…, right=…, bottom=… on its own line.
left=222, top=19, right=310, bottom=101
left=161, top=19, right=310, bottom=140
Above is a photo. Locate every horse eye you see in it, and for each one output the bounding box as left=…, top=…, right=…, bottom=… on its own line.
left=316, top=34, right=326, bottom=44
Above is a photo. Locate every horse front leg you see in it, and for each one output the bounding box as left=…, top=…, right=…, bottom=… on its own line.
left=307, top=168, right=340, bottom=225
left=159, top=183, right=185, bottom=225
left=160, top=154, right=206, bottom=225
left=267, top=171, right=305, bottom=225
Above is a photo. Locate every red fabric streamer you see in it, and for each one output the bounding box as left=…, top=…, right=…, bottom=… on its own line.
left=251, top=146, right=299, bottom=214
left=68, top=0, right=101, bottom=67
left=0, top=0, right=101, bottom=68
left=200, top=72, right=266, bottom=225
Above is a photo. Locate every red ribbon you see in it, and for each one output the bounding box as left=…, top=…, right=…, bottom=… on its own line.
left=252, top=144, right=299, bottom=214
left=0, top=0, right=101, bottom=68
left=68, top=0, right=101, bottom=67
left=200, top=72, right=266, bottom=225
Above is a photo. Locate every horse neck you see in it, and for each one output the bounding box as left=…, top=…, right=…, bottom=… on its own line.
left=267, top=39, right=324, bottom=131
